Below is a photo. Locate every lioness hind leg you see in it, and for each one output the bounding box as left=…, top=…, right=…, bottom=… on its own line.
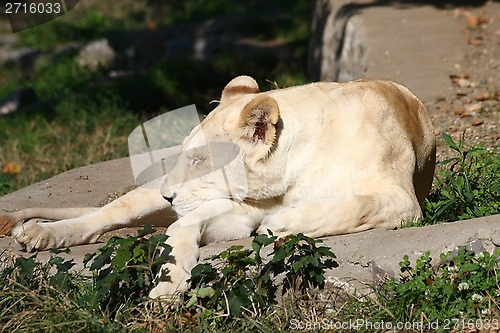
left=257, top=185, right=421, bottom=238
left=8, top=187, right=176, bottom=251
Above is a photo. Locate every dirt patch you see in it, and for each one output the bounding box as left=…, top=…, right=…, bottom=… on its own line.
left=428, top=2, right=500, bottom=163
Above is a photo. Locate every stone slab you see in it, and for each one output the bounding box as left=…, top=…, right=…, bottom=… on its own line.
left=0, top=158, right=136, bottom=212
left=310, top=0, right=467, bottom=102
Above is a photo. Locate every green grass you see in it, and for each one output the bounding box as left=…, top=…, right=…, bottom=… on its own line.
left=0, top=0, right=310, bottom=195
left=17, top=1, right=153, bottom=48
left=0, top=58, right=139, bottom=194
left=403, top=133, right=500, bottom=228
left=0, top=229, right=338, bottom=332
left=2, top=230, right=500, bottom=332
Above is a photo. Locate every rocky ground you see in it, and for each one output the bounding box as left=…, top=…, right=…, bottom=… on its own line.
left=428, top=2, right=499, bottom=162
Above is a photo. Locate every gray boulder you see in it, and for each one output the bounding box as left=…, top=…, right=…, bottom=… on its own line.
left=77, top=38, right=116, bottom=71
left=308, top=0, right=464, bottom=102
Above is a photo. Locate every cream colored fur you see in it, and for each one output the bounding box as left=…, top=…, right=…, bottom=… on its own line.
left=1, top=76, right=436, bottom=298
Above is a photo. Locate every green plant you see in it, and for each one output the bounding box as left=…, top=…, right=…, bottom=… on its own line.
left=6, top=229, right=500, bottom=332
left=83, top=225, right=171, bottom=313
left=0, top=250, right=106, bottom=332
left=420, top=132, right=500, bottom=225
left=385, top=248, right=500, bottom=327
left=185, top=232, right=337, bottom=326
left=186, top=244, right=273, bottom=322
left=0, top=231, right=337, bottom=332
left=261, top=233, right=338, bottom=294
left=1, top=249, right=77, bottom=294
left=18, top=6, right=143, bottom=48
left=0, top=226, right=175, bottom=331
left=0, top=174, right=10, bottom=196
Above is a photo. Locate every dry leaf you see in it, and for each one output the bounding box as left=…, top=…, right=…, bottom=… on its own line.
left=449, top=74, right=475, bottom=87
left=3, top=161, right=22, bottom=174
left=466, top=14, right=489, bottom=28
left=458, top=79, right=475, bottom=88
left=147, top=20, right=158, bottom=30
left=461, top=97, right=472, bottom=104
left=467, top=103, right=483, bottom=114
left=471, top=119, right=484, bottom=126
left=474, top=91, right=490, bottom=101
left=454, top=107, right=468, bottom=116
left=467, top=37, right=483, bottom=46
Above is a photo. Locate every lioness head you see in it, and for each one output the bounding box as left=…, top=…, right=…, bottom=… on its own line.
left=161, top=76, right=283, bottom=217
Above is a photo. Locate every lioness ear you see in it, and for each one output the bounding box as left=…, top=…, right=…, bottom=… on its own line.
left=220, top=75, right=259, bottom=104
left=240, top=95, right=280, bottom=145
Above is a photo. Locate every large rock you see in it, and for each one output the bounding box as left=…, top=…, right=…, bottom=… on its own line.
left=0, top=34, right=80, bottom=75
left=0, top=158, right=135, bottom=211
left=308, top=0, right=466, bottom=101
left=0, top=47, right=40, bottom=73
left=77, top=39, right=117, bottom=71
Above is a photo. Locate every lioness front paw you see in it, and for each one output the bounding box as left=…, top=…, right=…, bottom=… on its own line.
left=149, top=280, right=190, bottom=299
left=12, top=221, right=66, bottom=251
left=149, top=264, right=191, bottom=299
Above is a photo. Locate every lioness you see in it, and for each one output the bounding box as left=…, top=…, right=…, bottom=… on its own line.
left=0, top=76, right=436, bottom=298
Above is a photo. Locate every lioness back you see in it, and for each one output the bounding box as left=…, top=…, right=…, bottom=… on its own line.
left=224, top=79, right=435, bottom=207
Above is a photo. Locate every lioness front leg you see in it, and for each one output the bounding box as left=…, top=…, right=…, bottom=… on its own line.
left=149, top=201, right=263, bottom=298
left=257, top=185, right=421, bottom=238
left=9, top=186, right=176, bottom=251
left=149, top=222, right=202, bottom=298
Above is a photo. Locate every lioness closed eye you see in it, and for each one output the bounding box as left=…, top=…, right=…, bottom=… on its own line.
left=0, top=76, right=436, bottom=298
